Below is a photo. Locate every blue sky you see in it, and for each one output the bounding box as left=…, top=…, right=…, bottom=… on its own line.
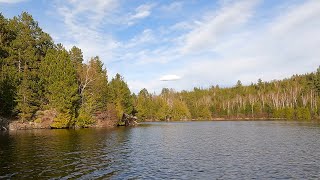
left=1, top=0, right=320, bottom=93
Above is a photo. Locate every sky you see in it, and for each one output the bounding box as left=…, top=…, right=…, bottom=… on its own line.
left=1, top=0, right=320, bottom=93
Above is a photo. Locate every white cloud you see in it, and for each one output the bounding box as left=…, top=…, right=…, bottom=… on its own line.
left=129, top=0, right=320, bottom=93
left=53, top=0, right=119, bottom=62
left=159, top=75, right=181, bottom=81
left=46, top=0, right=320, bottom=94
left=161, top=2, right=183, bottom=12
left=171, top=0, right=320, bottom=90
left=181, top=0, right=259, bottom=54
left=126, top=3, right=154, bottom=25
left=270, top=1, right=320, bottom=35
left=125, top=29, right=155, bottom=48
left=132, top=4, right=152, bottom=19
left=0, top=0, right=26, bottom=3
left=169, top=21, right=196, bottom=31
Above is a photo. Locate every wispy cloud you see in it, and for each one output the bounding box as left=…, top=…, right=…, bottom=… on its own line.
left=161, top=1, right=183, bottom=12
left=0, top=0, right=26, bottom=3
left=172, top=0, right=320, bottom=90
left=181, top=0, right=259, bottom=54
left=124, top=29, right=155, bottom=48
left=124, top=0, right=320, bottom=93
left=36, top=0, right=320, bottom=93
left=126, top=3, right=155, bottom=25
left=52, top=0, right=119, bottom=62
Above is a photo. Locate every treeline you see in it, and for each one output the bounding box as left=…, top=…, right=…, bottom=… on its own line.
left=0, top=12, right=133, bottom=128
left=135, top=70, right=320, bottom=121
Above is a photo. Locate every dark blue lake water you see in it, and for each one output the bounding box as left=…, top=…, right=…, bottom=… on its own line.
left=1, top=121, right=320, bottom=179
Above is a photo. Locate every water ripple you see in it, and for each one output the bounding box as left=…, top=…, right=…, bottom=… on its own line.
left=0, top=121, right=320, bottom=179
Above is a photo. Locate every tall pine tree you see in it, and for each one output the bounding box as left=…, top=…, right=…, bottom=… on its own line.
left=108, top=73, right=133, bottom=119
left=314, top=66, right=320, bottom=94
left=8, top=12, right=52, bottom=120
left=40, top=44, right=79, bottom=128
left=0, top=13, right=17, bottom=116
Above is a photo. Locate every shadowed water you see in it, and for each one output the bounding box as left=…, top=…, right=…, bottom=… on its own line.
left=1, top=121, right=320, bottom=179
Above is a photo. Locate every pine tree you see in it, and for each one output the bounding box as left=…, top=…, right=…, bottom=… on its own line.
left=314, top=66, right=320, bottom=94
left=9, top=12, right=53, bottom=120
left=40, top=44, right=79, bottom=128
left=0, top=13, right=17, bottom=116
left=136, top=88, right=154, bottom=120
left=170, top=99, right=191, bottom=120
left=108, top=73, right=133, bottom=119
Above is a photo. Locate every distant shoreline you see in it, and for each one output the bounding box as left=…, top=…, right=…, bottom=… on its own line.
left=143, top=117, right=319, bottom=122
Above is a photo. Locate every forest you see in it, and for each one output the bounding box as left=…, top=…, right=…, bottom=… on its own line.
left=1, top=12, right=320, bottom=129
left=135, top=73, right=320, bottom=121
left=0, top=12, right=133, bottom=128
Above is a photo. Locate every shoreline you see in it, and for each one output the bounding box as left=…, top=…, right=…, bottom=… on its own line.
left=0, top=117, right=117, bottom=131
left=141, top=117, right=320, bottom=122
left=2, top=117, right=319, bottom=131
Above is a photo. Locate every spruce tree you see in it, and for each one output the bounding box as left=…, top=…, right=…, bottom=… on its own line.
left=0, top=13, right=17, bottom=116
left=8, top=12, right=53, bottom=120
left=314, top=66, right=320, bottom=94
left=108, top=73, right=133, bottom=119
left=40, top=44, right=79, bottom=128
left=69, top=46, right=83, bottom=66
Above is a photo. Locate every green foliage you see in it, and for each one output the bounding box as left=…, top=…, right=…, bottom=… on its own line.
left=108, top=73, right=133, bottom=119
left=0, top=77, right=17, bottom=116
left=284, top=108, right=295, bottom=120
left=39, top=45, right=79, bottom=126
left=135, top=69, right=320, bottom=121
left=0, top=12, right=53, bottom=119
left=170, top=99, right=191, bottom=120
left=15, top=69, right=40, bottom=121
left=135, top=88, right=159, bottom=120
left=273, top=109, right=283, bottom=119
left=76, top=110, right=94, bottom=128
left=69, top=46, right=83, bottom=66
left=296, top=107, right=311, bottom=121
left=0, top=12, right=129, bottom=127
left=194, top=104, right=211, bottom=120
left=155, top=98, right=170, bottom=120
left=314, top=66, right=320, bottom=94
left=0, top=14, right=17, bottom=116
left=77, top=56, right=109, bottom=125
left=51, top=112, right=73, bottom=128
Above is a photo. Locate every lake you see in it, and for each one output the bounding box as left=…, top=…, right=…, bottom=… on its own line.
left=1, top=121, right=320, bottom=179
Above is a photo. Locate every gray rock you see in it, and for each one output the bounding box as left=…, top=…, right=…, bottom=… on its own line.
left=119, top=113, right=138, bottom=126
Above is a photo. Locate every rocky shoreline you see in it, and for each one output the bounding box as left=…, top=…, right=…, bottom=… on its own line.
left=118, top=113, right=138, bottom=126
left=0, top=112, right=139, bottom=131
left=0, top=119, right=119, bottom=131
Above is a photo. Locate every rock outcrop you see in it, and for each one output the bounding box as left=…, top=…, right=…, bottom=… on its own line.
left=0, top=117, right=9, bottom=131
left=92, top=110, right=118, bottom=128
left=118, top=113, right=138, bottom=126
left=8, top=110, right=56, bottom=130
